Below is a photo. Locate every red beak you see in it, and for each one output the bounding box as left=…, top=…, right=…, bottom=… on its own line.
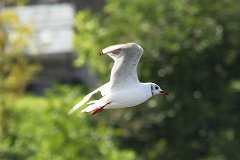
left=160, top=90, right=168, bottom=96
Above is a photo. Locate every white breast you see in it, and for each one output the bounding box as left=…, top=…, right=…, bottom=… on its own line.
left=103, top=83, right=152, bottom=109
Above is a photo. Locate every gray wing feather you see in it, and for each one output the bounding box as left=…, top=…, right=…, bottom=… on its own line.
left=101, top=43, right=143, bottom=91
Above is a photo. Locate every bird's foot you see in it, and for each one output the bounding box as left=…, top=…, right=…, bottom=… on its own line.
left=91, top=107, right=104, bottom=116
left=90, top=102, right=111, bottom=116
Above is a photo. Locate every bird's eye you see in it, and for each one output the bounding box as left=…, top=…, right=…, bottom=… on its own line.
left=155, top=86, right=159, bottom=90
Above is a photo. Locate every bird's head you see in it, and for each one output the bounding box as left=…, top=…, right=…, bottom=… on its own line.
left=150, top=83, right=168, bottom=96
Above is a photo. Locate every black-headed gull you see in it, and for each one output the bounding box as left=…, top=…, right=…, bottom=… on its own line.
left=69, top=43, right=168, bottom=115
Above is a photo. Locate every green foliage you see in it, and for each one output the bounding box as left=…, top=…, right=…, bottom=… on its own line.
left=0, top=10, right=40, bottom=145
left=1, top=0, right=240, bottom=159
left=0, top=8, right=137, bottom=160
left=74, top=0, right=240, bottom=159
left=0, top=85, right=137, bottom=160
left=0, top=10, right=40, bottom=95
left=2, top=0, right=29, bottom=6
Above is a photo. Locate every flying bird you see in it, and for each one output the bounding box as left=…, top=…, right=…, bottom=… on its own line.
left=69, top=43, right=168, bottom=115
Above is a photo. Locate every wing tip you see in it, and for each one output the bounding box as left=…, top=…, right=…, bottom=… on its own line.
left=68, top=109, right=75, bottom=115
left=99, top=50, right=104, bottom=56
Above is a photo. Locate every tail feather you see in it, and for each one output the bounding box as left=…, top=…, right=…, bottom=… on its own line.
left=68, top=95, right=92, bottom=115
left=68, top=82, right=109, bottom=115
left=81, top=104, right=98, bottom=113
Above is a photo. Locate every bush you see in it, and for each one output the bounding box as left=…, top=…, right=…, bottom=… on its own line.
left=74, top=0, right=240, bottom=159
left=0, top=85, right=138, bottom=160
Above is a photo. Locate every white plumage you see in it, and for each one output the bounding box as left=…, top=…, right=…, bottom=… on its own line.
left=69, top=43, right=168, bottom=115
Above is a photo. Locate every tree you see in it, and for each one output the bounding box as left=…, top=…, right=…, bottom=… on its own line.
left=0, top=86, right=138, bottom=160
left=74, top=0, right=240, bottom=159
left=0, top=10, right=40, bottom=159
left=0, top=11, right=137, bottom=160
left=0, top=10, right=40, bottom=94
left=0, top=9, right=138, bottom=160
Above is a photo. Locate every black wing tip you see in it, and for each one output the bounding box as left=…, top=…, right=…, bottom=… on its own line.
left=99, top=50, right=104, bottom=55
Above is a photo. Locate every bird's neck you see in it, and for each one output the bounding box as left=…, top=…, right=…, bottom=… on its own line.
left=141, top=82, right=154, bottom=96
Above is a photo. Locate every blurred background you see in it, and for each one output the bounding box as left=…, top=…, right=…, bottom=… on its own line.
left=0, top=0, right=240, bottom=160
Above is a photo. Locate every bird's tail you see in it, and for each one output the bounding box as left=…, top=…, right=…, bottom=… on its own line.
left=81, top=104, right=98, bottom=113
left=81, top=100, right=109, bottom=113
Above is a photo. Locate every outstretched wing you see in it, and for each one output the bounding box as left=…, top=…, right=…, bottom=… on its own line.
left=100, top=43, right=143, bottom=91
left=68, top=82, right=109, bottom=114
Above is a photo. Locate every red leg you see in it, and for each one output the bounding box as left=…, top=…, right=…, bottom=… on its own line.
left=91, top=107, right=104, bottom=116
left=90, top=102, right=111, bottom=116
